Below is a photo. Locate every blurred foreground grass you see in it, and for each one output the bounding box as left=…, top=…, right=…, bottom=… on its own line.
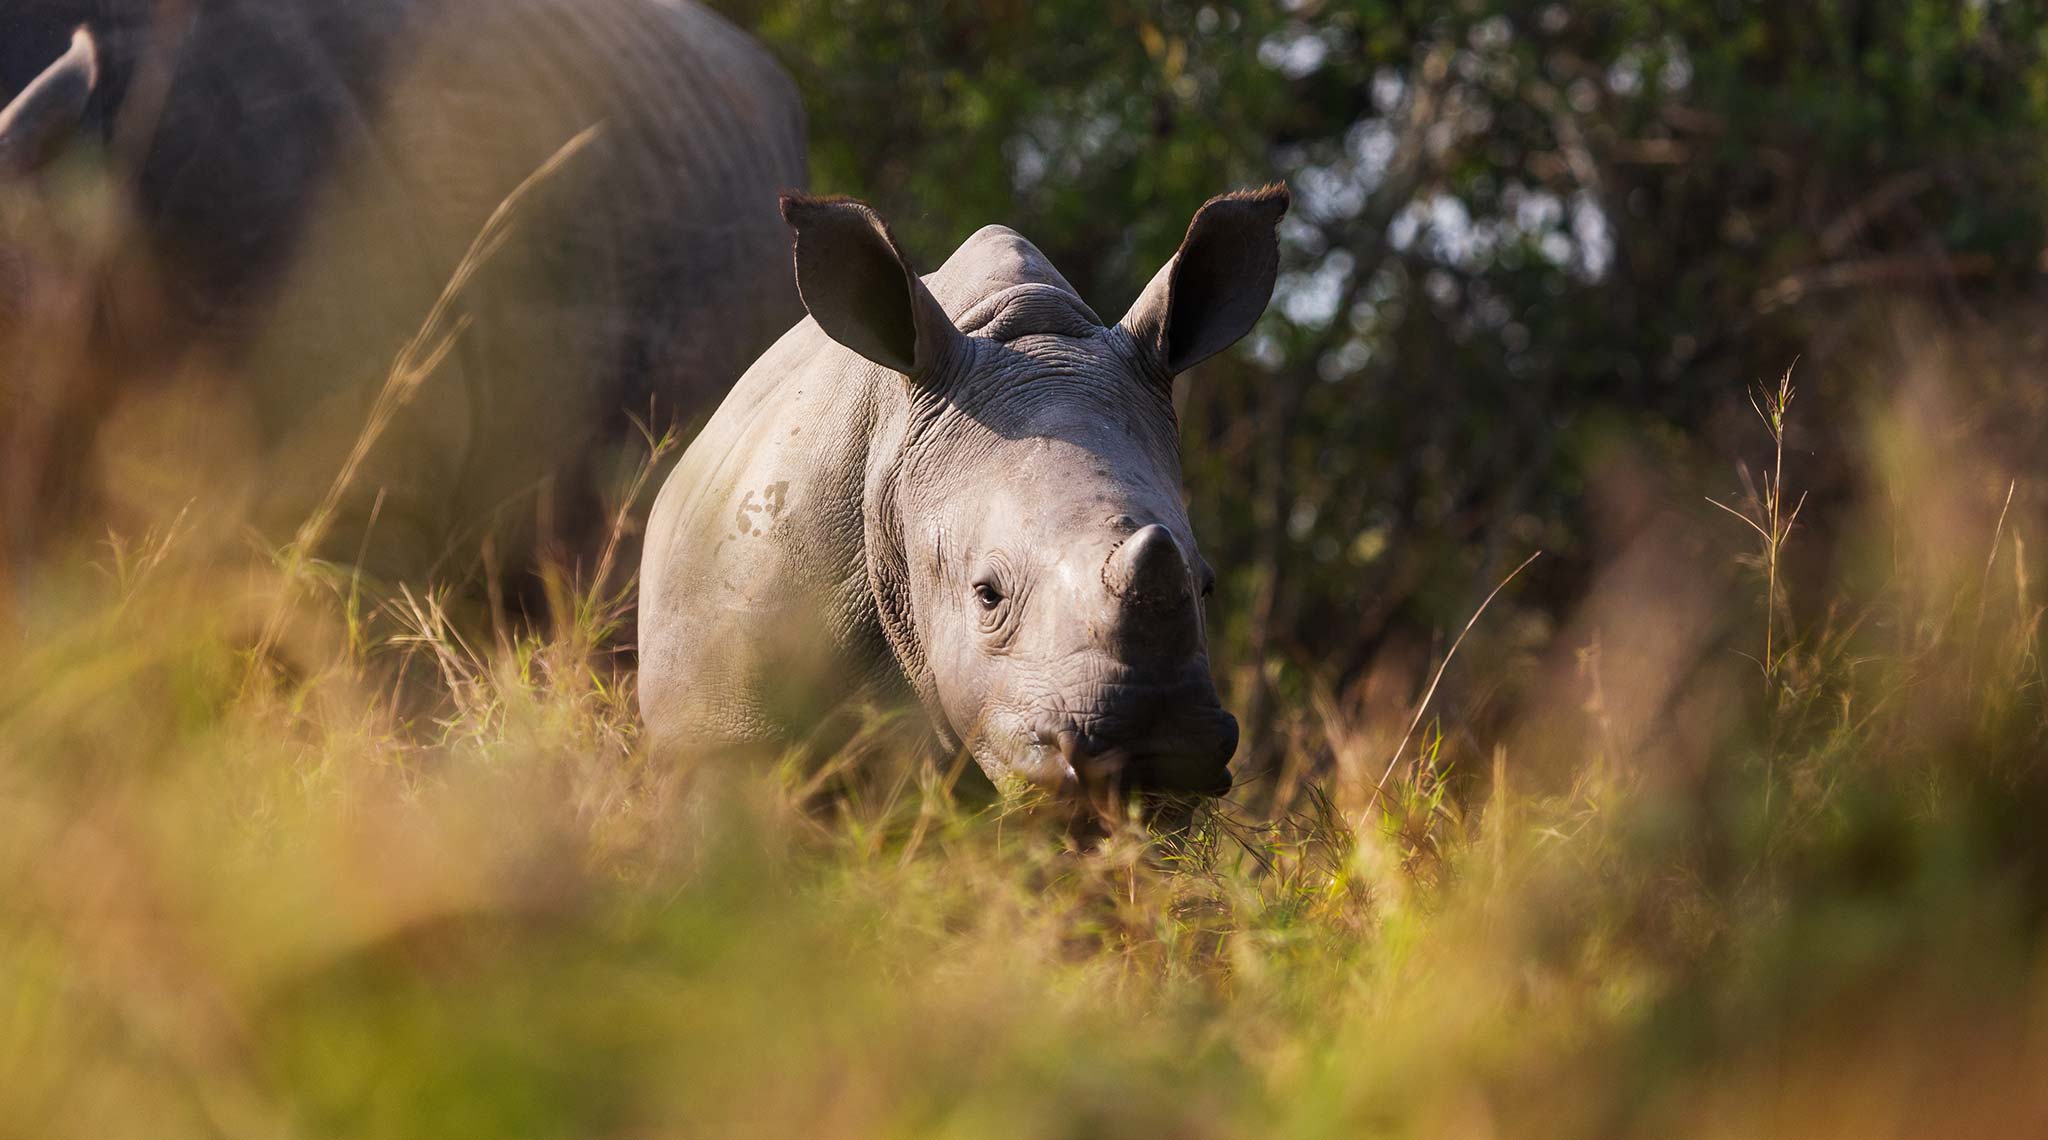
left=5, top=344, right=2048, bottom=1139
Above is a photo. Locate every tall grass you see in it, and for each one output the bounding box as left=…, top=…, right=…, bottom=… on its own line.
left=5, top=263, right=2048, bottom=1137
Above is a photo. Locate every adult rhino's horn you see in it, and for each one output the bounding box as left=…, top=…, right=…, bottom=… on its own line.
left=1102, top=524, right=1193, bottom=607
left=0, top=26, right=98, bottom=176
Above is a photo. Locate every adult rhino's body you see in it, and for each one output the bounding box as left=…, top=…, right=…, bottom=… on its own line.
left=0, top=1, right=804, bottom=583
left=640, top=188, right=1288, bottom=799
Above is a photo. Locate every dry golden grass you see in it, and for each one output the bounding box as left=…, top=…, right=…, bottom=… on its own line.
left=1, top=322, right=2045, bottom=1138
left=5, top=129, right=2048, bottom=1135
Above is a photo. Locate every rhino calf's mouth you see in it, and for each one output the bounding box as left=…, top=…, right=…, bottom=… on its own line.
left=984, top=674, right=1240, bottom=801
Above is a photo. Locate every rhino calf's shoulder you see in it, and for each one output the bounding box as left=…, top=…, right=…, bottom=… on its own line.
left=639, top=187, right=1288, bottom=799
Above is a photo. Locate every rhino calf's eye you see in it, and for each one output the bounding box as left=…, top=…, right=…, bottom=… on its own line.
left=972, top=581, right=1004, bottom=610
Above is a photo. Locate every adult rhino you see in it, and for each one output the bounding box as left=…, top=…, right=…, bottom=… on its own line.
left=0, top=1, right=804, bottom=588
left=639, top=187, right=1288, bottom=799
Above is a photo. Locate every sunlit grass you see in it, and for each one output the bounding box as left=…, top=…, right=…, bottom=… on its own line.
left=4, top=340, right=2047, bottom=1139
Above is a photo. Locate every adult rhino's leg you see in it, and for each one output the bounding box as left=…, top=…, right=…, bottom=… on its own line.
left=393, top=0, right=805, bottom=595
left=610, top=0, right=808, bottom=420
left=239, top=0, right=650, bottom=596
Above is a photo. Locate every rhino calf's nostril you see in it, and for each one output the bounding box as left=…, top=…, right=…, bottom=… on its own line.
left=1057, top=728, right=1084, bottom=767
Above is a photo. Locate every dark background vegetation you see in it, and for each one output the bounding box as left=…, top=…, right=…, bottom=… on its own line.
left=713, top=0, right=2048, bottom=774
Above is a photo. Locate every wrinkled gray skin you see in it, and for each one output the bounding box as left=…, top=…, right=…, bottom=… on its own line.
left=639, top=188, right=1288, bottom=798
left=0, top=2, right=803, bottom=582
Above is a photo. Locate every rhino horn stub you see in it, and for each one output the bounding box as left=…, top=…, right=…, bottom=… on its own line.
left=0, top=26, right=98, bottom=176
left=1102, top=524, right=1192, bottom=607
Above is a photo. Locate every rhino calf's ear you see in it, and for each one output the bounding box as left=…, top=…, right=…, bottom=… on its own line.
left=1120, top=183, right=1289, bottom=376
left=0, top=26, right=99, bottom=176
left=780, top=193, right=963, bottom=381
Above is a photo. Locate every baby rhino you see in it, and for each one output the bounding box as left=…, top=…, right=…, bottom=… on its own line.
left=639, top=186, right=1288, bottom=800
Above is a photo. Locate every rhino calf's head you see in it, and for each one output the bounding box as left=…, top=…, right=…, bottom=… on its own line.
left=781, top=186, right=1288, bottom=800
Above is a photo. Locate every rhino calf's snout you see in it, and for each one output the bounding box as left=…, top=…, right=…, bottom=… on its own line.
left=1135, top=705, right=1239, bottom=796
left=1027, top=697, right=1238, bottom=797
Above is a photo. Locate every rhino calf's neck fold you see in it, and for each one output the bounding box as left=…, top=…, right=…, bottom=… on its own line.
left=638, top=186, right=1289, bottom=802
